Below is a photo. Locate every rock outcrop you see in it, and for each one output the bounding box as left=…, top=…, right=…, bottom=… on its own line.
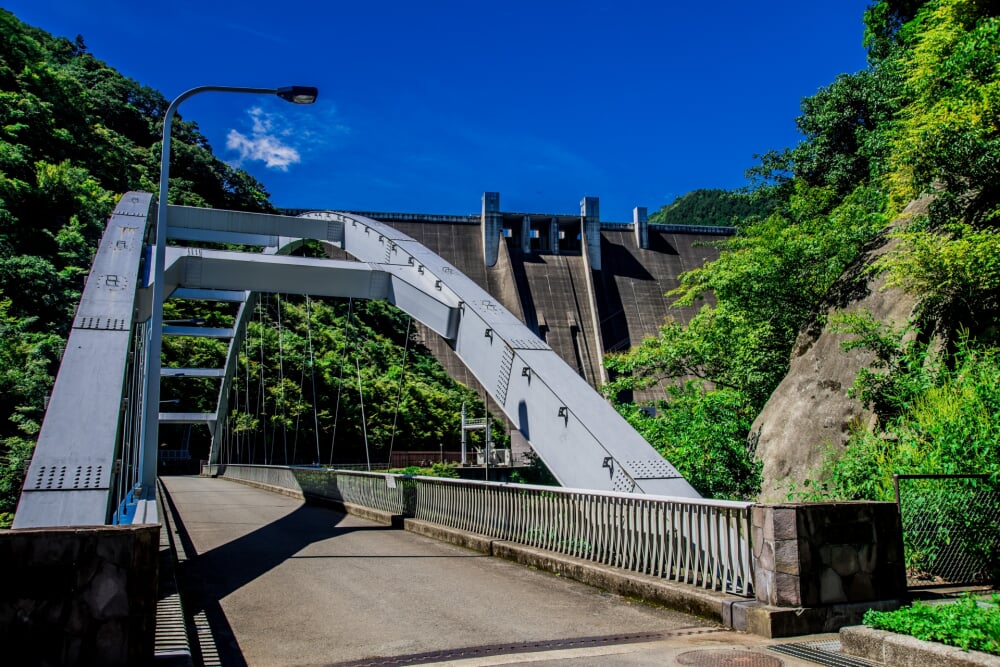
left=753, top=199, right=930, bottom=502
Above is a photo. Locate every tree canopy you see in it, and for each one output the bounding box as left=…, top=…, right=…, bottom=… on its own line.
left=0, top=10, right=497, bottom=523
left=608, top=0, right=1000, bottom=500
left=647, top=189, right=771, bottom=227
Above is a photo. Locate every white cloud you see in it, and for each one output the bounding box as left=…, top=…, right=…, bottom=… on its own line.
left=226, top=107, right=301, bottom=171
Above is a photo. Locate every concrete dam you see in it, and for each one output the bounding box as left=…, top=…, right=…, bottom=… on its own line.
left=295, top=192, right=731, bottom=444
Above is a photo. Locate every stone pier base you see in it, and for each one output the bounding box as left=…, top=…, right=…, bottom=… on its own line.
left=0, top=524, right=159, bottom=666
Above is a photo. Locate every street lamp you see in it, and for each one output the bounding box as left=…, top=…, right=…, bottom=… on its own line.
left=140, top=84, right=318, bottom=498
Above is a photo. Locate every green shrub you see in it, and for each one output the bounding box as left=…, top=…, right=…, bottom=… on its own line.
left=388, top=462, right=460, bottom=478
left=864, top=593, right=1000, bottom=655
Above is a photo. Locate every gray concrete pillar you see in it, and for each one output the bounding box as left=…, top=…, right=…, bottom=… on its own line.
left=482, top=192, right=502, bottom=267
left=521, top=215, right=532, bottom=254
left=550, top=217, right=560, bottom=255
left=581, top=196, right=601, bottom=271
left=633, top=206, right=648, bottom=249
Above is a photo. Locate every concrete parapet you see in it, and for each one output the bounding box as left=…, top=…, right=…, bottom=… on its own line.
left=841, top=625, right=1000, bottom=666
left=0, top=524, right=159, bottom=666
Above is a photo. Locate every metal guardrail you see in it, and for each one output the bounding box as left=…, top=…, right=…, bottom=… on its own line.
left=413, top=476, right=753, bottom=596
left=894, top=473, right=1000, bottom=587
left=205, top=464, right=754, bottom=596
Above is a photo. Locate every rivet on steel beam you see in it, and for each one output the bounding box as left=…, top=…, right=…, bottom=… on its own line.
left=521, top=366, right=531, bottom=378
left=558, top=406, right=568, bottom=423
left=484, top=328, right=493, bottom=341
left=418, top=265, right=425, bottom=274
left=435, top=279, right=442, bottom=290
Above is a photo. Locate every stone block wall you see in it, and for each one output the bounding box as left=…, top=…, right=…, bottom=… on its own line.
left=0, top=524, right=159, bottom=666
left=752, top=502, right=906, bottom=607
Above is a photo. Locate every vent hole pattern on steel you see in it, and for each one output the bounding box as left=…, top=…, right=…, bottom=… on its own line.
left=496, top=345, right=514, bottom=406
left=509, top=337, right=551, bottom=350
left=76, top=315, right=128, bottom=331
left=612, top=467, right=636, bottom=493
left=28, top=464, right=106, bottom=490
left=623, top=458, right=682, bottom=480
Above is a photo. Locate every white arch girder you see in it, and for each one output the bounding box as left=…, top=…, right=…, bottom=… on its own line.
left=165, top=204, right=698, bottom=497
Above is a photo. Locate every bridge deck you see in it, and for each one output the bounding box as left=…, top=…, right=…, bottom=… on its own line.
left=161, top=475, right=712, bottom=665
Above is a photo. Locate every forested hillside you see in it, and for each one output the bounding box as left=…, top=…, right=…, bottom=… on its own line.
left=607, top=0, right=1000, bottom=500
left=648, top=188, right=771, bottom=227
left=0, top=10, right=494, bottom=523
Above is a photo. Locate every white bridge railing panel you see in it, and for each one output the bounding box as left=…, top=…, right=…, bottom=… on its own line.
left=206, top=465, right=753, bottom=597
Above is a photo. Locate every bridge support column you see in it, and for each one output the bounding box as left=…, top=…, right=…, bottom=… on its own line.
left=633, top=206, right=649, bottom=249
left=481, top=192, right=502, bottom=267
left=581, top=196, right=601, bottom=270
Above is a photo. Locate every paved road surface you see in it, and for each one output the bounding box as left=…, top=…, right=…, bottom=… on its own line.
left=161, top=475, right=822, bottom=666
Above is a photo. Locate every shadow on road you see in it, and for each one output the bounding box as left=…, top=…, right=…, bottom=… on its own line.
left=161, top=484, right=383, bottom=666
left=160, top=480, right=484, bottom=665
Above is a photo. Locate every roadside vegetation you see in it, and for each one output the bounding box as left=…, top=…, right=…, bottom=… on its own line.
left=864, top=593, right=1000, bottom=655
left=604, top=0, right=1000, bottom=501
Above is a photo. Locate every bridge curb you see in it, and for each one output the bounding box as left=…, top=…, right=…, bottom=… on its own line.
left=402, top=518, right=732, bottom=625
left=405, top=518, right=496, bottom=554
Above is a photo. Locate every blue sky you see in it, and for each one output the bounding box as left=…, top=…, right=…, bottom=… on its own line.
left=6, top=1, right=872, bottom=221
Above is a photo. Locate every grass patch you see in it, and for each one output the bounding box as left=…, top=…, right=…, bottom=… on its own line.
left=863, top=593, right=1000, bottom=655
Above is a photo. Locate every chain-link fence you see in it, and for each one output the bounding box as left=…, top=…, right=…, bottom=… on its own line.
left=894, top=473, right=1000, bottom=587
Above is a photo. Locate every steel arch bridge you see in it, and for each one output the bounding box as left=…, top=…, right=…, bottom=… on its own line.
left=13, top=192, right=698, bottom=529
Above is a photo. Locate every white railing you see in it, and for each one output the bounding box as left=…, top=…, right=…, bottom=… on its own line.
left=411, top=476, right=753, bottom=596
left=204, top=464, right=753, bottom=596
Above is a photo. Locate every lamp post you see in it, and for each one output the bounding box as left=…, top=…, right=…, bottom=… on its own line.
left=139, top=85, right=318, bottom=499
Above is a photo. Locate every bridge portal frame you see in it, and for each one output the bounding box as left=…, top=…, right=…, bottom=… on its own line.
left=14, top=193, right=699, bottom=529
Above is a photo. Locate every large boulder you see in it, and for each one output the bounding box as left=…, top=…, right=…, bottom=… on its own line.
left=753, top=199, right=929, bottom=502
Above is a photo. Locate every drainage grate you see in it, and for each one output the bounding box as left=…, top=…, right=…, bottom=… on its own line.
left=677, top=649, right=783, bottom=666
left=326, top=628, right=721, bottom=666
left=770, top=640, right=880, bottom=666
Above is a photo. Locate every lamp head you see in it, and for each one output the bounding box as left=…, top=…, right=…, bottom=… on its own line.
left=276, top=86, right=319, bottom=104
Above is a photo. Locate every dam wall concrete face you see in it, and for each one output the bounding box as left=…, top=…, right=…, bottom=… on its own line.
left=353, top=194, right=727, bottom=410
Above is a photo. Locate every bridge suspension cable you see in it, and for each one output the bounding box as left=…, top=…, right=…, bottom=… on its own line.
left=328, top=298, right=353, bottom=466
left=258, top=296, right=270, bottom=465
left=306, top=295, right=322, bottom=465
left=355, top=341, right=371, bottom=471
left=386, top=316, right=413, bottom=469
left=276, top=292, right=289, bottom=465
